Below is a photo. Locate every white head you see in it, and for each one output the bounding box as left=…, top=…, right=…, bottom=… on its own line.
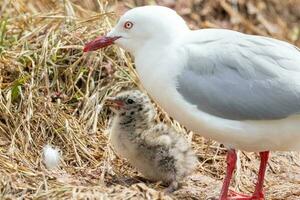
left=84, top=6, right=189, bottom=55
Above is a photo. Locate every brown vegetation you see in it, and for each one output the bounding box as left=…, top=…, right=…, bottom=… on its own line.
left=0, top=0, right=299, bottom=199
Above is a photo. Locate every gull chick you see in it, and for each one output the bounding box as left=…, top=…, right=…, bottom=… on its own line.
left=106, top=90, right=197, bottom=192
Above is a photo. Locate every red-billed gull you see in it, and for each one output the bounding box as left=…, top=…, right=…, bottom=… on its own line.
left=84, top=6, right=300, bottom=200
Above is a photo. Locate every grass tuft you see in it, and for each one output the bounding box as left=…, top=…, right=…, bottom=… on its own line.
left=0, top=0, right=300, bottom=199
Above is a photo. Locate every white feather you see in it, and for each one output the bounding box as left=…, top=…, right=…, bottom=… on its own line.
left=43, top=145, right=61, bottom=170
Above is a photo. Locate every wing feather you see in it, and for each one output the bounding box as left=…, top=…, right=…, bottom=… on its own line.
left=177, top=30, right=300, bottom=120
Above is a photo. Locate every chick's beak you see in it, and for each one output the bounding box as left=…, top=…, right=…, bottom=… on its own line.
left=105, top=98, right=124, bottom=110
left=83, top=36, right=121, bottom=52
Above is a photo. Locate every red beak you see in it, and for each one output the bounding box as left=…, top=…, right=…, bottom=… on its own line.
left=105, top=98, right=124, bottom=110
left=83, top=36, right=121, bottom=52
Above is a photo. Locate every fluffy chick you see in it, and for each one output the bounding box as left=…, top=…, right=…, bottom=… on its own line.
left=107, top=90, right=197, bottom=192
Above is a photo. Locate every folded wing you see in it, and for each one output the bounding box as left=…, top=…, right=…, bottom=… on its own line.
left=176, top=30, right=300, bottom=120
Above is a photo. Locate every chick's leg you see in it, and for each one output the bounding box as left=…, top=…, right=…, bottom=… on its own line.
left=164, top=180, right=179, bottom=193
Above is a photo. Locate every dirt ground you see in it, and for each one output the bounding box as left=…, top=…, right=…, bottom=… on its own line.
left=0, top=0, right=300, bottom=199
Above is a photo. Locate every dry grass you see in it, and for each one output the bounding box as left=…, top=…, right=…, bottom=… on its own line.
left=0, top=0, right=300, bottom=199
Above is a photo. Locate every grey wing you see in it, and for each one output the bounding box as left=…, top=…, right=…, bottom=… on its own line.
left=177, top=32, right=300, bottom=120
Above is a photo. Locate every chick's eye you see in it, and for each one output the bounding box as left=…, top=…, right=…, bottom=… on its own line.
left=126, top=98, right=134, bottom=104
left=124, top=21, right=133, bottom=29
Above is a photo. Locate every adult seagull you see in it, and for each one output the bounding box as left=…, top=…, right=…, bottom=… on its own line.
left=83, top=6, right=300, bottom=200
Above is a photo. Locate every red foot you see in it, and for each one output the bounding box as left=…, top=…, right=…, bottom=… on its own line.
left=227, top=190, right=264, bottom=200
left=218, top=150, right=268, bottom=200
left=228, top=189, right=251, bottom=198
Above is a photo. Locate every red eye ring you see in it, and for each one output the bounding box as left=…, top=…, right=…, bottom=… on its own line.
left=124, top=21, right=133, bottom=29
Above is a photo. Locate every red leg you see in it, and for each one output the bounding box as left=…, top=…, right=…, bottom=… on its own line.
left=219, top=149, right=237, bottom=200
left=218, top=151, right=269, bottom=200
left=251, top=151, right=269, bottom=199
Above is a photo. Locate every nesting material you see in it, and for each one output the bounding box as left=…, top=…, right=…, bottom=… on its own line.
left=43, top=145, right=61, bottom=170
left=0, top=0, right=300, bottom=199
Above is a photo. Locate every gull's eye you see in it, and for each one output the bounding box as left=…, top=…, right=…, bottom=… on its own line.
left=124, top=21, right=133, bottom=29
left=126, top=98, right=135, bottom=104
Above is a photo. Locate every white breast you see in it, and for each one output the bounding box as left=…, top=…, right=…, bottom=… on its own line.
left=109, top=117, right=138, bottom=159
